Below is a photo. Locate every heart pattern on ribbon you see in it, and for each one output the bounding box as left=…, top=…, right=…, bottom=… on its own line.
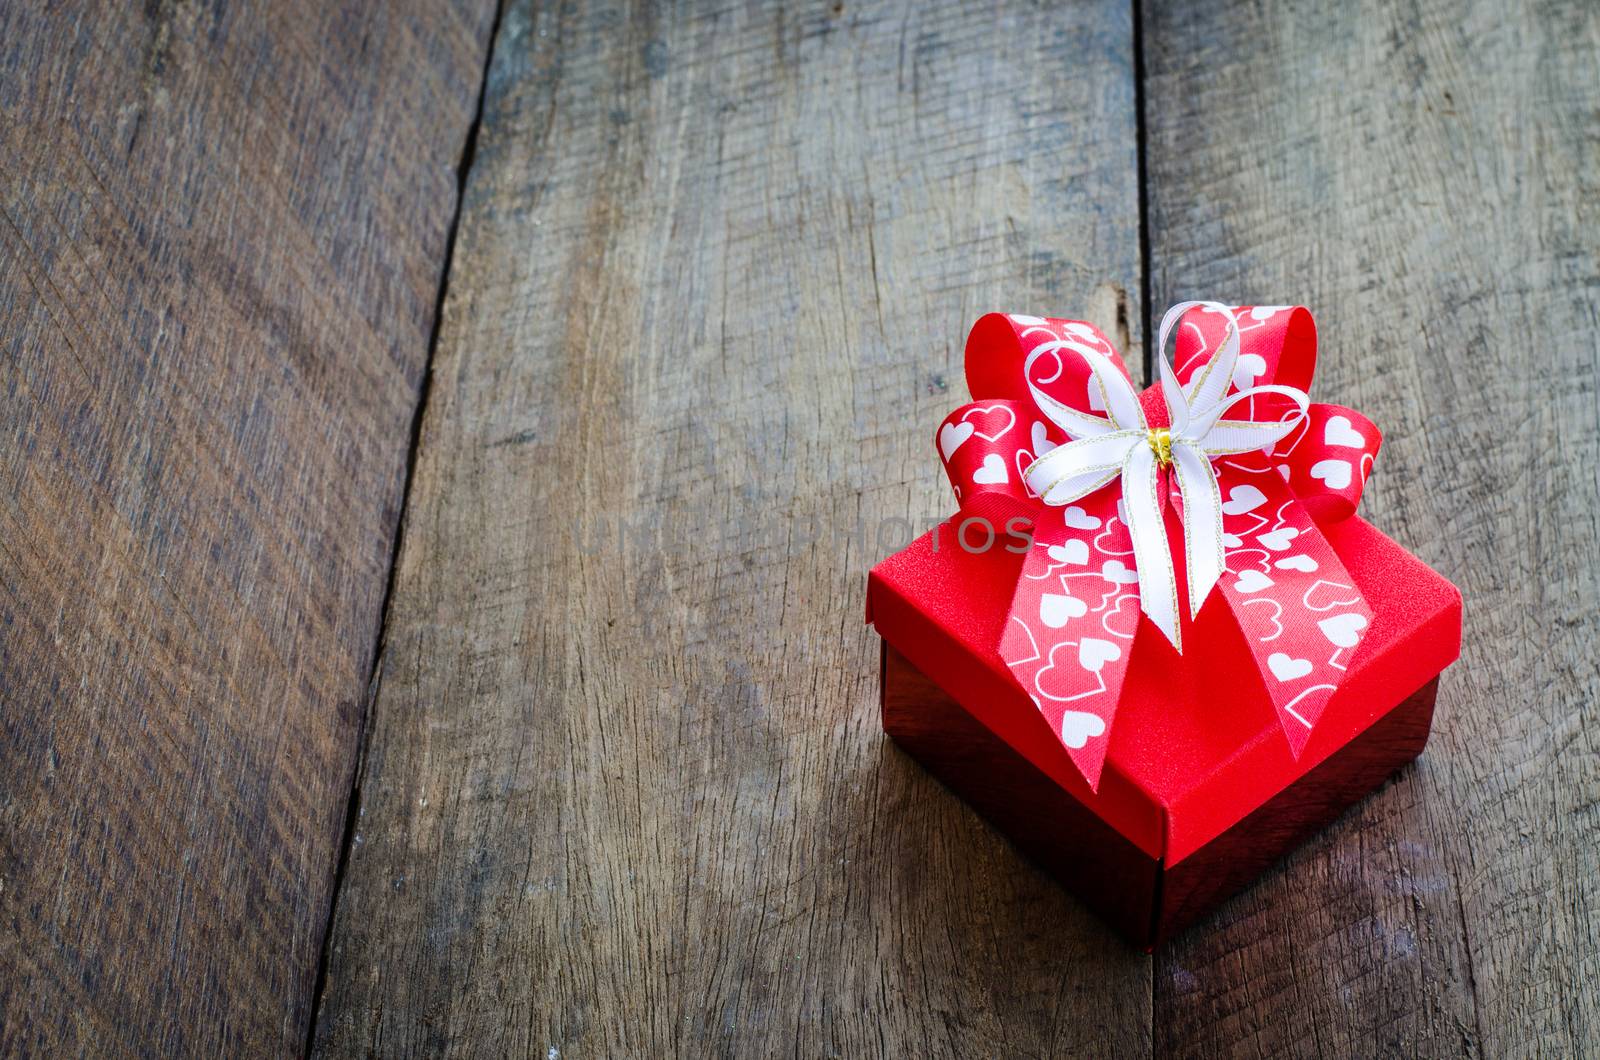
left=934, top=305, right=1384, bottom=787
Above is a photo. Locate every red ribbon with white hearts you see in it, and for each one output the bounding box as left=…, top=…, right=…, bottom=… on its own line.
left=936, top=304, right=1381, bottom=789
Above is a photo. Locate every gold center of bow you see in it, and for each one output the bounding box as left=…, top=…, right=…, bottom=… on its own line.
left=1147, top=427, right=1173, bottom=468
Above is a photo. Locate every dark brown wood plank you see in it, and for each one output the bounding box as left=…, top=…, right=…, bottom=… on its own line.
left=312, top=0, right=1150, bottom=1054
left=1144, top=0, right=1600, bottom=1054
left=0, top=2, right=495, bottom=1054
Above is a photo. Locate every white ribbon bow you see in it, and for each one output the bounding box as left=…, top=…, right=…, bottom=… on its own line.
left=1021, top=302, right=1310, bottom=651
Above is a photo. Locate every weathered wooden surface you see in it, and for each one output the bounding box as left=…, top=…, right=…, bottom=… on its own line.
left=1144, top=0, right=1600, bottom=1055
left=311, top=0, right=1151, bottom=1055
left=0, top=1, right=494, bottom=1054
left=7, top=0, right=1596, bottom=1055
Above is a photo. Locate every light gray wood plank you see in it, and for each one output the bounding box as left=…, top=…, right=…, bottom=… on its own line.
left=0, top=1, right=495, bottom=1053
left=312, top=0, right=1151, bottom=1055
left=1144, top=0, right=1600, bottom=1054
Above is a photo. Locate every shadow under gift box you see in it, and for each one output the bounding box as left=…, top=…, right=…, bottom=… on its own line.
left=867, top=515, right=1461, bottom=949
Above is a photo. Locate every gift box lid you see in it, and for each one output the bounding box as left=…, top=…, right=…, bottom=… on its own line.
left=867, top=515, right=1461, bottom=863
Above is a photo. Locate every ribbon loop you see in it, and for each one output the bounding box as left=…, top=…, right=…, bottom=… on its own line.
left=1188, top=385, right=1310, bottom=450
left=1022, top=430, right=1142, bottom=505
left=1025, top=340, right=1145, bottom=438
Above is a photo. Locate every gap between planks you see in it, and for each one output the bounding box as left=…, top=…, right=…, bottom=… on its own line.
left=301, top=1, right=511, bottom=1054
left=1132, top=0, right=1154, bottom=388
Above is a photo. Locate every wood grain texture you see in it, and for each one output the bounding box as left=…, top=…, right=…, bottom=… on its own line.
left=0, top=1, right=494, bottom=1054
left=312, top=0, right=1151, bottom=1055
left=1144, top=0, right=1600, bottom=1055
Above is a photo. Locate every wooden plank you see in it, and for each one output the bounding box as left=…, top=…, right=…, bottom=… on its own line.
left=0, top=1, right=495, bottom=1054
left=312, top=0, right=1150, bottom=1054
left=1144, top=0, right=1600, bottom=1054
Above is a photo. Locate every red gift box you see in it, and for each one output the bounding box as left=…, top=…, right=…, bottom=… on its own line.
left=867, top=305, right=1462, bottom=948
